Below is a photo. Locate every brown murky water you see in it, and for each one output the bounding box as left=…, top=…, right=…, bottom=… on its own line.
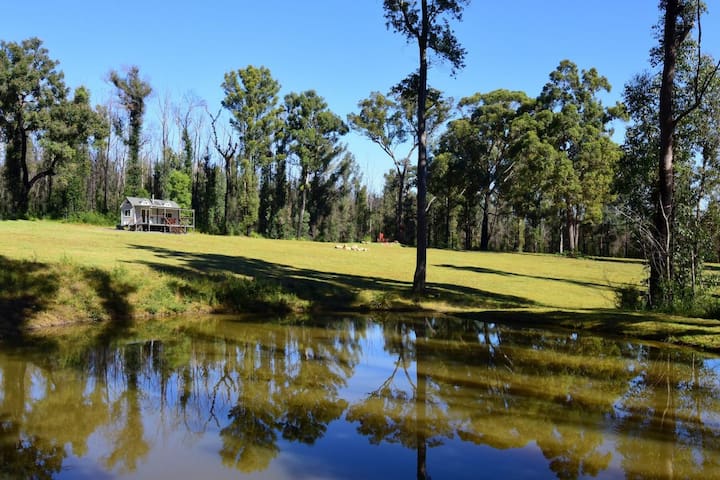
left=1, top=315, right=719, bottom=479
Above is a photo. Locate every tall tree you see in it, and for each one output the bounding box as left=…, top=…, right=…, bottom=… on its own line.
left=383, top=0, right=469, bottom=292
left=221, top=66, right=283, bottom=236
left=0, top=38, right=67, bottom=216
left=208, top=108, right=239, bottom=234
left=283, top=90, right=347, bottom=239
left=44, top=86, right=109, bottom=217
left=538, top=60, right=623, bottom=254
left=348, top=91, right=413, bottom=243
left=438, top=89, right=531, bottom=250
left=650, top=0, right=719, bottom=306
left=109, top=66, right=152, bottom=198
left=507, top=107, right=558, bottom=252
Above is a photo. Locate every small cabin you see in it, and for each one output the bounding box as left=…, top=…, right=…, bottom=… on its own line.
left=118, top=196, right=195, bottom=233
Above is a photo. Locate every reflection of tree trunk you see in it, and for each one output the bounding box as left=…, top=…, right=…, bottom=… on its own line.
left=2, top=360, right=27, bottom=439
left=660, top=352, right=675, bottom=479
left=415, top=322, right=428, bottom=480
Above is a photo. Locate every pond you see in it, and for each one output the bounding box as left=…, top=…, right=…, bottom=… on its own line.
left=1, top=315, right=719, bottom=479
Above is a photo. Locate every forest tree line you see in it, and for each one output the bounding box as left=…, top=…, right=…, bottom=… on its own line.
left=1, top=1, right=720, bottom=307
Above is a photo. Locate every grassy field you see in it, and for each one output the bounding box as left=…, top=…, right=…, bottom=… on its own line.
left=2, top=219, right=720, bottom=350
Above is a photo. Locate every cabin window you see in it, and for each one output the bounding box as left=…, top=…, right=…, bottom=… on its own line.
left=123, top=209, right=131, bottom=217
left=166, top=212, right=173, bottom=218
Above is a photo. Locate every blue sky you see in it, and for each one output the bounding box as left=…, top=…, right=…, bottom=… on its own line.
left=3, top=1, right=720, bottom=190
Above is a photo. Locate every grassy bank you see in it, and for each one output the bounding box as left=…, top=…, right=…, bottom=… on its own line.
left=2, top=220, right=720, bottom=350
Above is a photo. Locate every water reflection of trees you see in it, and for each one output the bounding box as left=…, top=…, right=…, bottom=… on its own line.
left=1, top=316, right=720, bottom=479
left=0, top=317, right=366, bottom=477
left=215, top=320, right=361, bottom=472
left=348, top=317, right=720, bottom=479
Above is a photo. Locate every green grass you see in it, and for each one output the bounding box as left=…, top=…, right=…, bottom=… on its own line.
left=2, top=219, right=720, bottom=351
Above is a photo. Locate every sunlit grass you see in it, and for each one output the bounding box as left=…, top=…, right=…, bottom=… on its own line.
left=3, top=219, right=720, bottom=350
left=0, top=219, right=643, bottom=310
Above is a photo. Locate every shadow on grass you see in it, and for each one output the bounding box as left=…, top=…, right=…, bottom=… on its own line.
left=586, top=256, right=646, bottom=266
left=127, top=244, right=538, bottom=311
left=436, top=264, right=614, bottom=290
left=82, top=268, right=137, bottom=340
left=705, top=264, right=720, bottom=273
left=0, top=254, right=137, bottom=344
left=0, top=256, right=60, bottom=339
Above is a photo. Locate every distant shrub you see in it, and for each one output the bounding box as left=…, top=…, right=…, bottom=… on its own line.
left=616, top=284, right=645, bottom=310
left=218, top=276, right=300, bottom=313
left=65, top=211, right=116, bottom=226
left=173, top=273, right=303, bottom=314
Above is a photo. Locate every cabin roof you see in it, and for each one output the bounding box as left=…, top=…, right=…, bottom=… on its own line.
left=124, top=196, right=181, bottom=209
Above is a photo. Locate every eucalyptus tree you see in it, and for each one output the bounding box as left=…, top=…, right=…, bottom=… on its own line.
left=221, top=66, right=283, bottom=235
left=684, top=57, right=720, bottom=289
left=283, top=90, right=348, bottom=239
left=208, top=108, right=239, bottom=234
left=623, top=58, right=720, bottom=301
left=383, top=0, right=469, bottom=292
left=437, top=89, right=531, bottom=250
left=349, top=80, right=449, bottom=244
left=434, top=119, right=481, bottom=250
left=619, top=1, right=720, bottom=307
left=617, top=72, right=660, bottom=221
left=45, top=86, right=109, bottom=217
left=109, top=66, right=152, bottom=197
left=427, top=151, right=460, bottom=248
left=349, top=91, right=412, bottom=243
left=538, top=60, right=623, bottom=254
left=648, top=0, right=720, bottom=307
left=506, top=108, right=558, bottom=252
left=0, top=38, right=68, bottom=216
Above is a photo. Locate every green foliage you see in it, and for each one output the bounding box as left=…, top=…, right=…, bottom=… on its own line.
left=435, top=89, right=531, bottom=250
left=383, top=0, right=469, bottom=74
left=615, top=284, right=645, bottom=310
left=284, top=90, right=348, bottom=239
left=535, top=60, right=623, bottom=253
left=109, top=66, right=152, bottom=197
left=217, top=276, right=298, bottom=313
left=193, top=154, right=225, bottom=234
left=0, top=38, right=69, bottom=215
left=221, top=65, right=283, bottom=235
left=383, top=0, right=469, bottom=291
left=64, top=210, right=115, bottom=226
left=165, top=170, right=192, bottom=208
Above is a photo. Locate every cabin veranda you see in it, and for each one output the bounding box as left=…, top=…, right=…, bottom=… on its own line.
left=118, top=196, right=195, bottom=233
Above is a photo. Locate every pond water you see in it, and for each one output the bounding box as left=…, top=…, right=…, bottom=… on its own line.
left=1, top=315, right=720, bottom=479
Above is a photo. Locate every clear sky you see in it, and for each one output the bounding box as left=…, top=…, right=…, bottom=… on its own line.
left=3, top=1, right=720, bottom=191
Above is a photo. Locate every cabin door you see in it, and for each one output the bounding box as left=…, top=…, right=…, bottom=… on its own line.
left=141, top=209, right=148, bottom=228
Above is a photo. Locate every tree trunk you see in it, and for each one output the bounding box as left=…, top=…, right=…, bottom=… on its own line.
left=412, top=0, right=430, bottom=293
left=224, top=154, right=237, bottom=234
left=651, top=0, right=681, bottom=307
left=396, top=169, right=406, bottom=243
left=297, top=169, right=308, bottom=240
left=464, top=200, right=473, bottom=250
left=516, top=216, right=525, bottom=252
left=415, top=320, right=428, bottom=480
left=444, top=195, right=451, bottom=249
left=567, top=212, right=579, bottom=254
left=103, top=139, right=111, bottom=213
left=480, top=189, right=491, bottom=251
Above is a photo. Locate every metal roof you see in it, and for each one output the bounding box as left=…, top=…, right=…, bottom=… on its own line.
left=124, top=197, right=181, bottom=209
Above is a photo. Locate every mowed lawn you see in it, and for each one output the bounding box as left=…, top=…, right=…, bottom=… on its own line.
left=0, top=219, right=643, bottom=312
